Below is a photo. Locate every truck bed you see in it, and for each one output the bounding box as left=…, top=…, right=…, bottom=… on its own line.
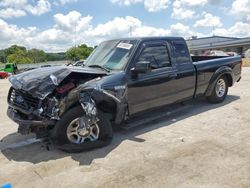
left=192, top=56, right=242, bottom=96
left=191, top=55, right=228, bottom=62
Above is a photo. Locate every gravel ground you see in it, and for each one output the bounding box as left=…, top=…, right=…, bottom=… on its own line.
left=0, top=68, right=249, bottom=188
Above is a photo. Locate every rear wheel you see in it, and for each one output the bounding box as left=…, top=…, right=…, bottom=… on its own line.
left=51, top=105, right=113, bottom=153
left=207, top=75, right=228, bottom=103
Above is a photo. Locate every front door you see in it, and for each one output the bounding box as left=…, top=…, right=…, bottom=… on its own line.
left=127, top=41, right=178, bottom=114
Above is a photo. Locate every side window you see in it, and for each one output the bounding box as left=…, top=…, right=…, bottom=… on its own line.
left=5, top=65, right=11, bottom=69
left=171, top=40, right=190, bottom=64
left=137, top=45, right=171, bottom=69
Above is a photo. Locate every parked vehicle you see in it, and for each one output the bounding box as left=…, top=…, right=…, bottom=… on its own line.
left=7, top=37, right=242, bottom=152
left=0, top=71, right=9, bottom=79
left=0, top=63, right=18, bottom=74
left=226, top=52, right=238, bottom=56
left=243, top=49, right=250, bottom=58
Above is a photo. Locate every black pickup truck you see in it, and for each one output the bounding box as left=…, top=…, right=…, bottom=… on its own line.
left=7, top=37, right=242, bottom=152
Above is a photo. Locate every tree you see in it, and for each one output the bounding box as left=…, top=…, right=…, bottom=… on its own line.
left=47, top=52, right=66, bottom=61
left=4, top=45, right=26, bottom=57
left=66, top=44, right=94, bottom=61
left=28, top=49, right=47, bottom=63
left=7, top=48, right=33, bottom=64
left=0, top=50, right=6, bottom=63
left=0, top=43, right=93, bottom=64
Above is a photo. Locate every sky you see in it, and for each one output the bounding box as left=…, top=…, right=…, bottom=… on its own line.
left=0, top=0, right=250, bottom=52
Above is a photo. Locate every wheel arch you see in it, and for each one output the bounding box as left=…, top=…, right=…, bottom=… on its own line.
left=57, top=85, right=127, bottom=125
left=205, top=66, right=233, bottom=96
left=79, top=89, right=127, bottom=124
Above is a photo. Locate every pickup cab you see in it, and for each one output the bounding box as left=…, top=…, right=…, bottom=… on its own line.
left=7, top=37, right=242, bottom=152
left=0, top=63, right=18, bottom=74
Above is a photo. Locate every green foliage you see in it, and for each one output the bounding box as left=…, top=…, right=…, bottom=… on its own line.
left=0, top=43, right=93, bottom=64
left=47, top=52, right=66, bottom=61
left=7, top=48, right=33, bottom=64
left=5, top=45, right=26, bottom=57
left=0, top=50, right=5, bottom=63
left=66, top=44, right=94, bottom=61
left=28, top=49, right=47, bottom=63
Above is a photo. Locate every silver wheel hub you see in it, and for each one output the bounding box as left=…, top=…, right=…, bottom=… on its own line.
left=77, top=128, right=89, bottom=137
left=66, top=117, right=100, bottom=144
left=215, top=78, right=226, bottom=98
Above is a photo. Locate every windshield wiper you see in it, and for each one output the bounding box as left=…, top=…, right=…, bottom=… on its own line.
left=88, top=65, right=111, bottom=72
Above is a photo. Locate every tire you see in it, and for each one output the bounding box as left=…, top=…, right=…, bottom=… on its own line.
left=51, top=105, right=113, bottom=153
left=207, top=75, right=228, bottom=104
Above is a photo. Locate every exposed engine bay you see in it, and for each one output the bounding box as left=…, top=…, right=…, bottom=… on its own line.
left=7, top=66, right=127, bottom=139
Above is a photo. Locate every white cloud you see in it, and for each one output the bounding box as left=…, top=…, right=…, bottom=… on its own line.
left=132, top=26, right=171, bottom=36
left=86, top=16, right=196, bottom=43
left=0, top=0, right=27, bottom=8
left=172, top=0, right=197, bottom=19
left=177, top=0, right=208, bottom=7
left=111, top=0, right=143, bottom=6
left=1, top=9, right=249, bottom=52
left=171, top=0, right=221, bottom=20
left=0, top=12, right=199, bottom=52
left=25, top=0, right=51, bottom=15
left=144, top=0, right=170, bottom=12
left=172, top=5, right=195, bottom=19
left=27, top=28, right=74, bottom=51
left=54, top=0, right=79, bottom=6
left=54, top=11, right=92, bottom=32
left=0, top=18, right=37, bottom=46
left=0, top=0, right=51, bottom=17
left=213, top=22, right=250, bottom=37
left=111, top=0, right=170, bottom=12
left=0, top=8, right=26, bottom=19
left=170, top=23, right=194, bottom=36
left=230, top=0, right=250, bottom=21
left=86, top=16, right=142, bottom=38
left=195, top=12, right=222, bottom=27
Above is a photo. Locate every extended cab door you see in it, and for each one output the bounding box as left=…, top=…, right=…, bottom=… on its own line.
left=127, top=39, right=196, bottom=115
left=127, top=41, right=177, bottom=114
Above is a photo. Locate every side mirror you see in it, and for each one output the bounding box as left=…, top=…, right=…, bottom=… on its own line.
left=131, top=61, right=151, bottom=74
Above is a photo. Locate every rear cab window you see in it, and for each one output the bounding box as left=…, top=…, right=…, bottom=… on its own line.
left=170, top=39, right=191, bottom=65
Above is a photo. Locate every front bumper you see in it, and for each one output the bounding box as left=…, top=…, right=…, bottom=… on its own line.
left=7, top=107, right=56, bottom=126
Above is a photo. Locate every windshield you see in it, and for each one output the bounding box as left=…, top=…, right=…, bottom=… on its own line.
left=84, top=40, right=137, bottom=71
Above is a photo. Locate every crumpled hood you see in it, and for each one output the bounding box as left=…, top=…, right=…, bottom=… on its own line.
left=9, top=66, right=107, bottom=99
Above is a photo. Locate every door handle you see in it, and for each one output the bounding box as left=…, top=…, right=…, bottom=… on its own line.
left=167, top=73, right=177, bottom=78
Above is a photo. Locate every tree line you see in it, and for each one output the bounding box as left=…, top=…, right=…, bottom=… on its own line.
left=0, top=44, right=94, bottom=64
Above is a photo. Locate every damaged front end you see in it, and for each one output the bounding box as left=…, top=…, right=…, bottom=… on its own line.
left=7, top=66, right=108, bottom=138
left=7, top=87, right=57, bottom=136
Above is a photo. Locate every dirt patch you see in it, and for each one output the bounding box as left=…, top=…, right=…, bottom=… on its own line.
left=243, top=58, right=250, bottom=67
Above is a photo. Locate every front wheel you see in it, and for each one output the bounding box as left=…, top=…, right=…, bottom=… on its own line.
left=51, top=105, right=113, bottom=153
left=207, top=75, right=228, bottom=103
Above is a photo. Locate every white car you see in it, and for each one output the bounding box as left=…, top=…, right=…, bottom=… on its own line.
left=244, top=49, right=250, bottom=58
left=226, top=52, right=238, bottom=56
